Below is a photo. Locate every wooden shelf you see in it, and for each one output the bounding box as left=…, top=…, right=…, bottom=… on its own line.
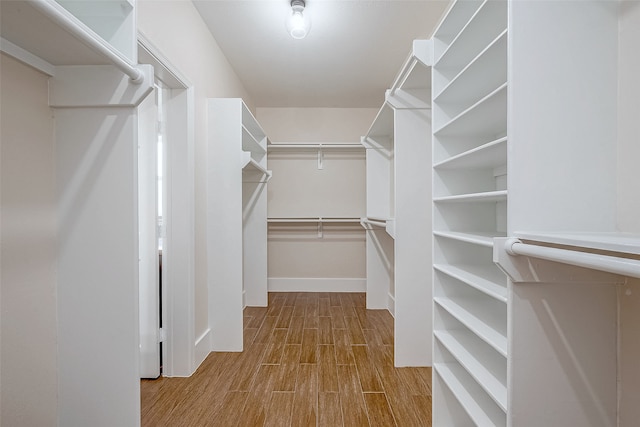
left=434, top=190, right=507, bottom=204
left=434, top=136, right=507, bottom=169
left=434, top=83, right=507, bottom=137
left=434, top=263, right=507, bottom=303
left=434, top=297, right=507, bottom=357
left=435, top=329, right=507, bottom=411
left=434, top=362, right=506, bottom=427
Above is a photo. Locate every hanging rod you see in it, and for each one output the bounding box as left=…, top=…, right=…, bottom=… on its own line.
left=360, top=218, right=387, bottom=228
left=389, top=39, right=432, bottom=96
left=504, top=238, right=640, bottom=279
left=267, top=143, right=364, bottom=149
left=29, top=0, right=144, bottom=84
left=268, top=217, right=360, bottom=224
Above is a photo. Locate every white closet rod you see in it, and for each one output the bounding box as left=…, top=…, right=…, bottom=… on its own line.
left=390, top=56, right=418, bottom=96
left=268, top=144, right=363, bottom=149
left=389, top=39, right=431, bottom=96
left=505, top=238, right=640, bottom=279
left=268, top=217, right=360, bottom=223
left=360, top=218, right=387, bottom=228
left=29, top=0, right=144, bottom=84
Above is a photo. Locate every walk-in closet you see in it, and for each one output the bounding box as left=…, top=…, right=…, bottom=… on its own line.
left=1, top=0, right=639, bottom=426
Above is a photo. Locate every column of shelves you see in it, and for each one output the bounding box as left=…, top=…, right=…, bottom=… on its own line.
left=241, top=104, right=271, bottom=181
left=431, top=0, right=508, bottom=425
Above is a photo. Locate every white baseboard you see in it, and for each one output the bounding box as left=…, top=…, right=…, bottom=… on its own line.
left=268, top=277, right=366, bottom=293
left=194, top=328, right=211, bottom=370
left=387, top=292, right=395, bottom=317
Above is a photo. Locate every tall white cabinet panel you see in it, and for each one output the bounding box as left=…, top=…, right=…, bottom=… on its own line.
left=363, top=40, right=433, bottom=366
left=505, top=2, right=619, bottom=426
left=207, top=98, right=271, bottom=351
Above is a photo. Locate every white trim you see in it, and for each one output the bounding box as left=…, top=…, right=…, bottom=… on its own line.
left=0, top=37, right=56, bottom=76
left=135, top=38, right=196, bottom=377
left=194, top=328, right=212, bottom=371
left=268, top=277, right=366, bottom=293
left=388, top=292, right=395, bottom=317
left=137, top=31, right=190, bottom=89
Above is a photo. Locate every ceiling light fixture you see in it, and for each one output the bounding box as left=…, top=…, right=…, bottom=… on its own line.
left=286, top=0, right=311, bottom=39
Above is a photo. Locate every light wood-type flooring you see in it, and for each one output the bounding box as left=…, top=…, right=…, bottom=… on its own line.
left=141, top=292, right=432, bottom=426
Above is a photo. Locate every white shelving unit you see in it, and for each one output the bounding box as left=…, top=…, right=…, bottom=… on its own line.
left=207, top=98, right=271, bottom=351
left=1, top=0, right=137, bottom=67
left=362, top=39, right=433, bottom=367
left=433, top=0, right=633, bottom=425
left=1, top=1, right=152, bottom=425
left=431, top=0, right=508, bottom=425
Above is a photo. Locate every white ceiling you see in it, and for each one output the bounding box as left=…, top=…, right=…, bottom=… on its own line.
left=193, top=0, right=450, bottom=108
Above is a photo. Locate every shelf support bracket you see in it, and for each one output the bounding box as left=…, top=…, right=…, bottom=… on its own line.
left=317, top=146, right=324, bottom=170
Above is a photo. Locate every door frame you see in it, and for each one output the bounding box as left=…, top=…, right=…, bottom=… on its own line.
left=138, top=33, right=197, bottom=377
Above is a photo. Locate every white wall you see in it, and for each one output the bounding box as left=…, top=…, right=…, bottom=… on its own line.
left=257, top=107, right=377, bottom=142
left=138, top=0, right=253, bottom=354
left=0, top=53, right=58, bottom=426
left=257, top=108, right=376, bottom=291
left=617, top=3, right=640, bottom=425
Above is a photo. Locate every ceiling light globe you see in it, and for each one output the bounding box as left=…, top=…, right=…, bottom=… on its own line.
left=286, top=0, right=310, bottom=39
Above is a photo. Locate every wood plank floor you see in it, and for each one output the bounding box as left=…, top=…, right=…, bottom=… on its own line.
left=141, top=292, right=432, bottom=426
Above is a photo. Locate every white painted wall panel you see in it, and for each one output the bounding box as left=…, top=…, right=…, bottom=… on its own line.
left=55, top=107, right=140, bottom=426
left=257, top=108, right=377, bottom=142
left=0, top=53, right=58, bottom=427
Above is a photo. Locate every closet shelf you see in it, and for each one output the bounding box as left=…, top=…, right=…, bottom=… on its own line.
left=433, top=0, right=482, bottom=51
left=242, top=125, right=267, bottom=155
left=435, top=0, right=508, bottom=72
left=434, top=263, right=507, bottom=303
left=240, top=103, right=267, bottom=144
left=1, top=0, right=138, bottom=74
left=434, top=190, right=507, bottom=204
left=434, top=297, right=507, bottom=357
left=434, top=83, right=507, bottom=137
left=434, top=231, right=505, bottom=248
left=434, top=362, right=506, bottom=427
left=435, top=330, right=507, bottom=412
left=364, top=102, right=394, bottom=142
left=434, top=30, right=507, bottom=104
left=434, top=136, right=507, bottom=169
